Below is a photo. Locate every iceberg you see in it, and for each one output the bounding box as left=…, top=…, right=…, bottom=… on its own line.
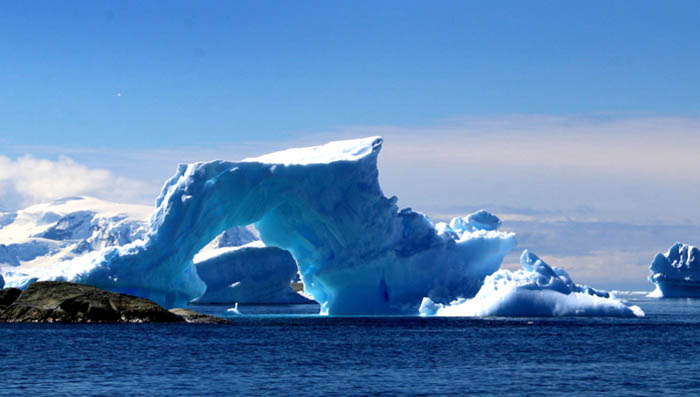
left=25, top=137, right=515, bottom=313
left=648, top=242, right=700, bottom=297
left=193, top=241, right=312, bottom=304
left=420, top=250, right=644, bottom=317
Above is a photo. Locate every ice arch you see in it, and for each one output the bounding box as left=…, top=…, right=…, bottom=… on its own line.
left=49, top=137, right=515, bottom=314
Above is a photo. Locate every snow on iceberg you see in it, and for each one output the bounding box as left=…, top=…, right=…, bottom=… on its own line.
left=420, top=250, right=644, bottom=317
left=193, top=241, right=312, bottom=304
left=648, top=242, right=700, bottom=298
left=35, top=137, right=516, bottom=312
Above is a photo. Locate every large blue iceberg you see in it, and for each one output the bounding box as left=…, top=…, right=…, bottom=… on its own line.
left=648, top=242, right=700, bottom=297
left=420, top=250, right=644, bottom=317
left=38, top=137, right=516, bottom=313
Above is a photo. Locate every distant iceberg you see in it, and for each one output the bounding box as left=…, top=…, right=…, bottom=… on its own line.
left=19, top=137, right=515, bottom=313
left=420, top=250, right=644, bottom=317
left=648, top=242, right=700, bottom=298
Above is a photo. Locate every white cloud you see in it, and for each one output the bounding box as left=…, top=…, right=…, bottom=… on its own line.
left=4, top=114, right=700, bottom=223
left=0, top=154, right=152, bottom=211
left=328, top=115, right=700, bottom=182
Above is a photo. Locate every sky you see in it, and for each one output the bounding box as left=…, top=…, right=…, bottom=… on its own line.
left=1, top=1, right=700, bottom=289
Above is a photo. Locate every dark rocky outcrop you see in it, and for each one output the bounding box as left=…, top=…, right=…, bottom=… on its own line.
left=169, top=308, right=229, bottom=324
left=0, top=282, right=228, bottom=324
left=0, top=288, right=21, bottom=310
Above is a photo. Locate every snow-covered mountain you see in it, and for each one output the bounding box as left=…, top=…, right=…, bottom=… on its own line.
left=0, top=196, right=151, bottom=286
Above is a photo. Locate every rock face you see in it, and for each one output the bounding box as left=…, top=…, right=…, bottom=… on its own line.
left=0, top=282, right=227, bottom=323
left=169, top=308, right=229, bottom=324
left=0, top=288, right=21, bottom=310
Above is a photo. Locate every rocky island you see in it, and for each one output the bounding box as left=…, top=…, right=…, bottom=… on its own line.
left=0, top=281, right=228, bottom=323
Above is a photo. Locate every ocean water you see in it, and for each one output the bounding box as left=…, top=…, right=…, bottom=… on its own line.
left=3, top=293, right=700, bottom=396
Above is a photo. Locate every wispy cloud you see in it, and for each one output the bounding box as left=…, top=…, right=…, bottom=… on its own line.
left=327, top=114, right=700, bottom=182
left=3, top=114, right=700, bottom=223
left=0, top=155, right=152, bottom=211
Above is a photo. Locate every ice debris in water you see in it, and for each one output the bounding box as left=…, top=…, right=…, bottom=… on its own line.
left=420, top=250, right=644, bottom=318
left=227, top=303, right=241, bottom=315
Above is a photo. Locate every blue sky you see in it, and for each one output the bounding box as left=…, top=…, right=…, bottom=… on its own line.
left=2, top=1, right=699, bottom=148
left=2, top=1, right=700, bottom=288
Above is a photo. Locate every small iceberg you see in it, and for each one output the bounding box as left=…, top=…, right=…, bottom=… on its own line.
left=420, top=250, right=644, bottom=318
left=648, top=242, right=700, bottom=298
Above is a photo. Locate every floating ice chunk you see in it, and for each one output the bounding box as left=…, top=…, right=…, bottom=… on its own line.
left=421, top=250, right=644, bottom=317
left=466, top=210, right=502, bottom=231
left=227, top=303, right=241, bottom=315
left=648, top=242, right=700, bottom=297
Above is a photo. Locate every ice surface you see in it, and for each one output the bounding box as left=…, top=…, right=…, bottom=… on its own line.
left=648, top=242, right=700, bottom=297
left=420, top=250, right=644, bottom=317
left=0, top=273, right=4, bottom=289
left=22, top=137, right=515, bottom=312
left=193, top=241, right=311, bottom=304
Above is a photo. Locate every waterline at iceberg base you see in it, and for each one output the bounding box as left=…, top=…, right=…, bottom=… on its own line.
left=30, top=137, right=516, bottom=314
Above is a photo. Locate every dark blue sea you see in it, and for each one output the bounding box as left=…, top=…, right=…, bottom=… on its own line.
left=3, top=293, right=700, bottom=396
